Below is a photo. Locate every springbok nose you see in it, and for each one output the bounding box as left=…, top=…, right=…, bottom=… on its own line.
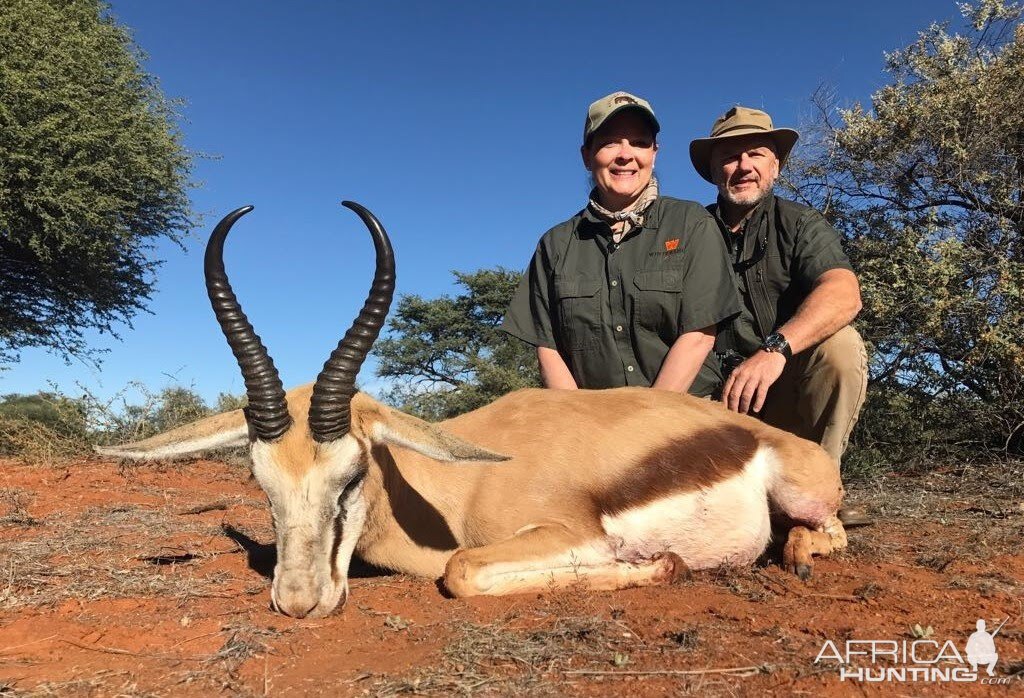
left=275, top=577, right=320, bottom=619
left=277, top=593, right=318, bottom=619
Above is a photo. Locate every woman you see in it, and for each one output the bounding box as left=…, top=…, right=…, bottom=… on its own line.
left=501, top=91, right=738, bottom=395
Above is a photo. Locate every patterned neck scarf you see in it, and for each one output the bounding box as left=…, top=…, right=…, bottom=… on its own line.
left=587, top=176, right=660, bottom=243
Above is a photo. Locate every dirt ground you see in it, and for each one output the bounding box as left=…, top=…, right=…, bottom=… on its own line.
left=0, top=456, right=1021, bottom=697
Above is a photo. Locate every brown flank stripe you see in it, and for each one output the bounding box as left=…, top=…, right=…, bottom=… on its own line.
left=596, top=425, right=758, bottom=515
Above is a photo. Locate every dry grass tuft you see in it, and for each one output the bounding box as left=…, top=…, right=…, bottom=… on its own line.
left=842, top=466, right=1024, bottom=567
left=1, top=382, right=248, bottom=467
left=365, top=613, right=640, bottom=697
left=3, top=673, right=147, bottom=698
left=0, top=487, right=40, bottom=527
left=853, top=582, right=883, bottom=601
left=0, top=416, right=91, bottom=465
left=0, top=503, right=251, bottom=609
left=662, top=627, right=700, bottom=650
left=712, top=568, right=774, bottom=603
left=209, top=623, right=282, bottom=664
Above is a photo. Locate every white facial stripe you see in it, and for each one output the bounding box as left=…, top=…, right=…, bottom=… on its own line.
left=333, top=484, right=367, bottom=598
left=251, top=438, right=361, bottom=507
left=250, top=436, right=367, bottom=617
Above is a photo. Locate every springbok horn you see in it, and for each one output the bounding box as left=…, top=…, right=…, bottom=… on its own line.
left=205, top=206, right=291, bottom=441
left=309, top=202, right=395, bottom=443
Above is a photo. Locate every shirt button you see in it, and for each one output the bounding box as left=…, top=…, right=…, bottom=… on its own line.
left=611, top=280, right=618, bottom=287
left=626, top=365, right=635, bottom=372
left=615, top=325, right=623, bottom=332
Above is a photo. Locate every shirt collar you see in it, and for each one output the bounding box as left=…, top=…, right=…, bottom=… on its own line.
left=580, top=196, right=663, bottom=238
left=711, top=193, right=775, bottom=235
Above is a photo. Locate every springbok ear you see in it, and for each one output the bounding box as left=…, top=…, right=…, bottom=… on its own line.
left=366, top=407, right=510, bottom=464
left=94, top=409, right=251, bottom=461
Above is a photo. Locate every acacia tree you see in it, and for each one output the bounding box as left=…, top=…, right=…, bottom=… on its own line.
left=0, top=0, right=196, bottom=365
left=785, top=0, right=1024, bottom=458
left=373, top=268, right=540, bottom=420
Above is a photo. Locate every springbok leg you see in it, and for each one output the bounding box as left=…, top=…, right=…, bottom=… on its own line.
left=443, top=523, right=688, bottom=598
left=782, top=514, right=847, bottom=580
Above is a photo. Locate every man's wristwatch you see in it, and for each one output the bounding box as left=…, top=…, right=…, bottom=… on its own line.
left=761, top=332, right=792, bottom=360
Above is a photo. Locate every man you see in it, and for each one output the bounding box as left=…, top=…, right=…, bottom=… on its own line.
left=689, top=106, right=868, bottom=472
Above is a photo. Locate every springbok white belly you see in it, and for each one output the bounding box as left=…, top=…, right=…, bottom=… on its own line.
left=601, top=445, right=774, bottom=569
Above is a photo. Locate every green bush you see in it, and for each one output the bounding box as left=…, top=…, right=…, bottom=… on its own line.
left=0, top=385, right=244, bottom=464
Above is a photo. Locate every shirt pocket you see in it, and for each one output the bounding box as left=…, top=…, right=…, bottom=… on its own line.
left=633, top=268, right=683, bottom=337
left=554, top=274, right=602, bottom=351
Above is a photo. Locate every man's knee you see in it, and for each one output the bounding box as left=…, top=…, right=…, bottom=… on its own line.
left=804, top=326, right=867, bottom=388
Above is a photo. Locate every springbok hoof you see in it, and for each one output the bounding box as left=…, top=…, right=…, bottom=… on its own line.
left=795, top=564, right=812, bottom=581
left=653, top=552, right=690, bottom=584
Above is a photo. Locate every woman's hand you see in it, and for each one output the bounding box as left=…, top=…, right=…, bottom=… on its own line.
left=538, top=347, right=578, bottom=389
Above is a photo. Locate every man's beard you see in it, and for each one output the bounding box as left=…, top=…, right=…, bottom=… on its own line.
left=719, top=180, right=774, bottom=208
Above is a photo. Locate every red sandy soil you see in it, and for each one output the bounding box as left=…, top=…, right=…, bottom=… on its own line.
left=0, top=456, right=1021, bottom=696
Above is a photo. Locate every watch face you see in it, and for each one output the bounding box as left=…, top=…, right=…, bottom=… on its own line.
left=764, top=333, right=788, bottom=353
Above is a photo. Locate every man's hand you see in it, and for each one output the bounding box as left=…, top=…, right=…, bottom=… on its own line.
left=722, top=350, right=786, bottom=413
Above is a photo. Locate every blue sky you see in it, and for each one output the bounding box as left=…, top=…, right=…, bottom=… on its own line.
left=3, top=0, right=959, bottom=405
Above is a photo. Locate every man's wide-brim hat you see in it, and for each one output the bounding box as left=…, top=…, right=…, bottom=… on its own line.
left=689, top=106, right=799, bottom=183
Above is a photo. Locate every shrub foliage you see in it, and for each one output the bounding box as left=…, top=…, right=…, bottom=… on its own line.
left=785, top=0, right=1024, bottom=465
left=373, top=268, right=540, bottom=420
left=0, top=387, right=244, bottom=463
left=0, top=0, right=196, bottom=365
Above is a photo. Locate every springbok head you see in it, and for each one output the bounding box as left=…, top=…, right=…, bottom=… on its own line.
left=202, top=203, right=503, bottom=618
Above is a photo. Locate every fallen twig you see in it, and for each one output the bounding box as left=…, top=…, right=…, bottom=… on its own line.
left=61, top=638, right=206, bottom=662
left=807, top=593, right=861, bottom=603
left=964, top=506, right=1018, bottom=519
left=612, top=619, right=648, bottom=643
left=0, top=634, right=58, bottom=654
left=178, top=500, right=231, bottom=515
left=753, top=570, right=791, bottom=595
left=170, top=629, right=225, bottom=649
left=564, top=665, right=761, bottom=678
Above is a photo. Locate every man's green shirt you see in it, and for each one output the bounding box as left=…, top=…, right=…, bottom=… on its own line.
left=709, top=194, right=855, bottom=358
left=502, top=196, right=740, bottom=395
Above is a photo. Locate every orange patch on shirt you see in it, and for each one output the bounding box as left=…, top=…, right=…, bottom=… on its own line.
left=665, top=239, right=680, bottom=251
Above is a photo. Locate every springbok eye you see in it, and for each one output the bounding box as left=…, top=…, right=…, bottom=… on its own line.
left=337, top=472, right=365, bottom=505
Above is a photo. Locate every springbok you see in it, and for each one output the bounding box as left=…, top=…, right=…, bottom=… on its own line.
left=97, top=202, right=847, bottom=619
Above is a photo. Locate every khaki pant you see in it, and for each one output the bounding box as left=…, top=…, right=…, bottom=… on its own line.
left=759, top=326, right=868, bottom=464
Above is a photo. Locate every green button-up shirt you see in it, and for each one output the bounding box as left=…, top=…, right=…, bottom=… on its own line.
left=501, top=196, right=740, bottom=395
left=709, top=194, right=855, bottom=358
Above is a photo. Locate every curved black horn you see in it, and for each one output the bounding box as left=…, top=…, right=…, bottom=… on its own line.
left=308, top=201, right=395, bottom=443
left=205, top=206, right=291, bottom=441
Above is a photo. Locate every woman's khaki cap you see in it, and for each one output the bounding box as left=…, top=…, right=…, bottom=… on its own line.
left=583, top=91, right=660, bottom=145
left=689, top=106, right=799, bottom=183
